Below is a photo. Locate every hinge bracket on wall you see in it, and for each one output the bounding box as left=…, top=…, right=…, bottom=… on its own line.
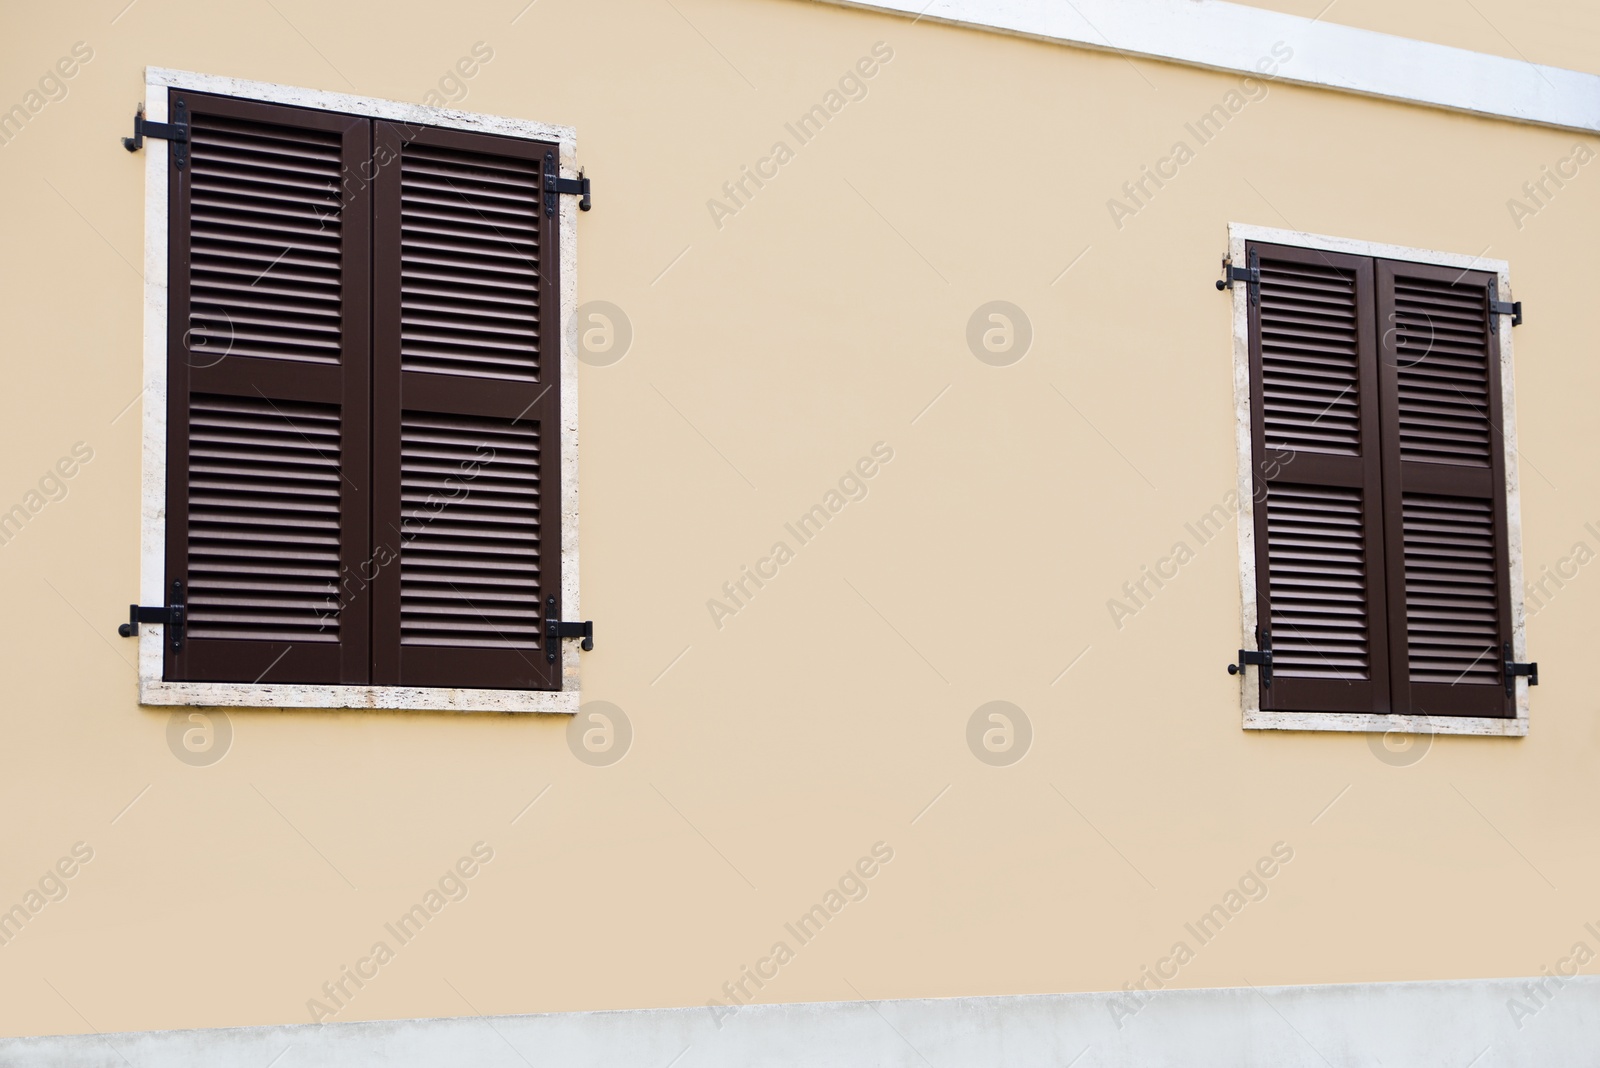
left=1216, top=252, right=1260, bottom=307
left=1228, top=629, right=1273, bottom=687
left=1488, top=280, right=1522, bottom=328
left=118, top=580, right=186, bottom=649
left=122, top=100, right=189, bottom=169
left=543, top=150, right=591, bottom=217
left=545, top=596, right=594, bottom=662
left=1503, top=641, right=1538, bottom=696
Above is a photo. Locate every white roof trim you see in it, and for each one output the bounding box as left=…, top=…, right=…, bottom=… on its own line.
left=6, top=976, right=1600, bottom=1064
left=814, top=0, right=1600, bottom=134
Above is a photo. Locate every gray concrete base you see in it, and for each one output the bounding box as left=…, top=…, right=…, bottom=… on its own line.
left=5, top=976, right=1597, bottom=1066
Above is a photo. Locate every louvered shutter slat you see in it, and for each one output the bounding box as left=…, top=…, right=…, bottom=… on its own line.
left=186, top=394, right=342, bottom=643
left=165, top=91, right=372, bottom=686
left=399, top=412, right=542, bottom=649
left=371, top=123, right=561, bottom=690
left=1264, top=484, right=1373, bottom=678
left=397, top=143, right=542, bottom=384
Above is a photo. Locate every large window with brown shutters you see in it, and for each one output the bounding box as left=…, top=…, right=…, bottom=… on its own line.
left=161, top=89, right=565, bottom=692
left=1243, top=239, right=1525, bottom=720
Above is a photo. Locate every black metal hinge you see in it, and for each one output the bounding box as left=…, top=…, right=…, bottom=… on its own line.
left=1216, top=251, right=1260, bottom=307
left=1228, top=629, right=1273, bottom=687
left=122, top=100, right=189, bottom=169
left=545, top=596, right=594, bottom=662
left=1503, top=641, right=1538, bottom=696
left=543, top=150, right=591, bottom=217
left=1488, top=279, right=1522, bottom=329
left=118, top=580, right=186, bottom=649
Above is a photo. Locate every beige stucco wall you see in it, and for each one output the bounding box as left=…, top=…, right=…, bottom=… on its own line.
left=1, top=0, right=1598, bottom=1038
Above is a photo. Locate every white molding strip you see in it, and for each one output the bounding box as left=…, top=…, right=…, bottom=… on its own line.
left=146, top=67, right=576, bottom=144
left=814, top=0, right=1600, bottom=134
left=1227, top=222, right=1529, bottom=738
left=134, top=68, right=580, bottom=715
left=5, top=976, right=1599, bottom=1065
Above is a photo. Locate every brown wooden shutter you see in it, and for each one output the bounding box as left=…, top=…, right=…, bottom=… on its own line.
left=1247, top=243, right=1392, bottom=713
left=1375, top=260, right=1514, bottom=717
left=370, top=122, right=560, bottom=690
left=165, top=91, right=372, bottom=685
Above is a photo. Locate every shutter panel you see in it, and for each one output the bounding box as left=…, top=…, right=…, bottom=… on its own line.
left=1376, top=261, right=1514, bottom=717
left=165, top=91, right=372, bottom=685
left=1247, top=243, right=1392, bottom=713
left=370, top=122, right=561, bottom=690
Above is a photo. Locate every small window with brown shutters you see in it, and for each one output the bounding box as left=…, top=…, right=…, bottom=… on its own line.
left=1229, top=225, right=1533, bottom=735
left=132, top=73, right=583, bottom=714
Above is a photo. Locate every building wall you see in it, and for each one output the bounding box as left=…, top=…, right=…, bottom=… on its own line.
left=1, top=0, right=1597, bottom=1038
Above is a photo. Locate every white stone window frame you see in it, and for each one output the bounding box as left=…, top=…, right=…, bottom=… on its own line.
left=135, top=68, right=580, bottom=714
left=1229, top=222, right=1529, bottom=737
